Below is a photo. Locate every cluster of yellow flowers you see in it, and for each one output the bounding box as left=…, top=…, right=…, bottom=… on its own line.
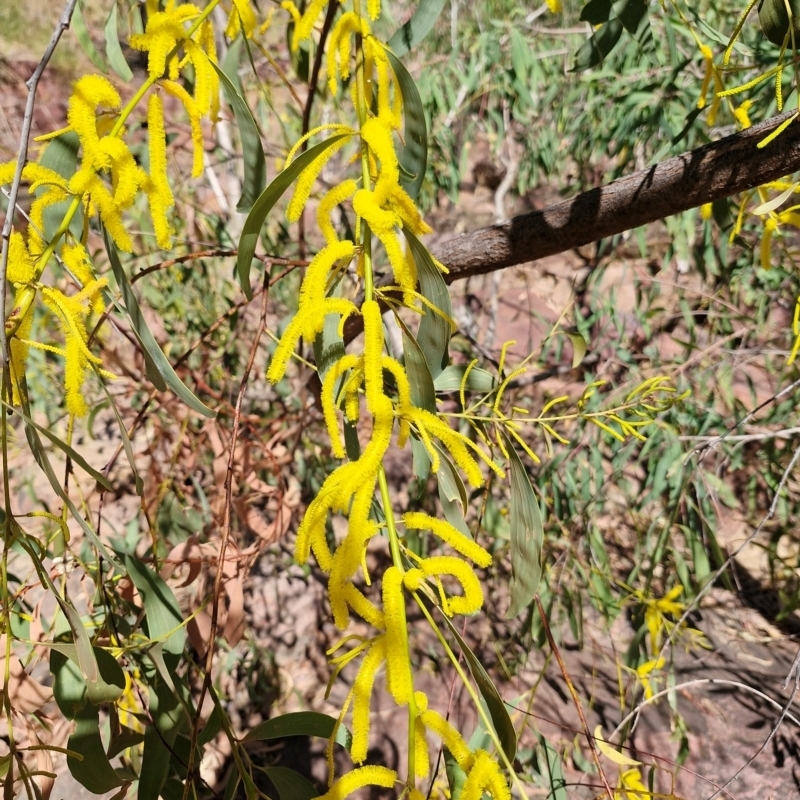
left=1, top=0, right=234, bottom=416
left=263, top=0, right=514, bottom=797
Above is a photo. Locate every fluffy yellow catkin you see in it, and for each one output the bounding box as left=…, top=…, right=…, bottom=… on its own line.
left=382, top=566, right=413, bottom=705
left=462, top=749, right=511, bottom=800
left=351, top=636, right=387, bottom=763
left=402, top=512, right=492, bottom=568
left=317, top=765, right=396, bottom=800
left=418, top=705, right=474, bottom=772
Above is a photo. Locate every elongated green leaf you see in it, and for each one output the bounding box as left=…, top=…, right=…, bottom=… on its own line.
left=433, top=443, right=471, bottom=537
left=104, top=229, right=214, bottom=417
left=38, top=131, right=83, bottom=241
left=97, top=376, right=143, bottom=495
left=221, top=34, right=244, bottom=95
left=243, top=711, right=352, bottom=750
left=387, top=0, right=447, bottom=56
left=396, top=315, right=436, bottom=482
left=140, top=679, right=182, bottom=800
left=124, top=555, right=186, bottom=660
left=16, top=410, right=122, bottom=568
left=404, top=229, right=451, bottom=378
left=50, top=644, right=125, bottom=706
left=210, top=60, right=266, bottom=212
left=265, top=767, right=318, bottom=800
left=439, top=613, right=516, bottom=761
left=68, top=708, right=124, bottom=794
left=108, top=724, right=146, bottom=759
left=572, top=19, right=624, bottom=72
left=444, top=748, right=468, bottom=800
left=581, top=0, right=612, bottom=22
left=0, top=398, right=111, bottom=490
left=237, top=134, right=350, bottom=298
left=104, top=4, right=133, bottom=81
left=73, top=0, right=107, bottom=73
left=434, top=365, right=496, bottom=394
left=504, top=433, right=543, bottom=619
left=385, top=50, right=427, bottom=199
left=197, top=704, right=222, bottom=747
left=534, top=732, right=568, bottom=800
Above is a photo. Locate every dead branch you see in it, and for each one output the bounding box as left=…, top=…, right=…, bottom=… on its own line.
left=431, top=110, right=800, bottom=282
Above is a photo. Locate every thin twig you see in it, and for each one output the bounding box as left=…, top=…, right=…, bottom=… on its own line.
left=659, top=440, right=800, bottom=661
left=181, top=265, right=271, bottom=799
left=705, top=653, right=800, bottom=800
left=0, top=0, right=78, bottom=368
left=535, top=595, right=615, bottom=800
left=679, top=426, right=800, bottom=444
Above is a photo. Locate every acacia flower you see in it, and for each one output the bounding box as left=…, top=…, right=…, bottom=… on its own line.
left=316, top=765, right=396, bottom=800
left=351, top=636, right=387, bottom=763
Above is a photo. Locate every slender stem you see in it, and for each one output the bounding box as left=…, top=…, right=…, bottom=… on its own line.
left=411, top=593, right=531, bottom=800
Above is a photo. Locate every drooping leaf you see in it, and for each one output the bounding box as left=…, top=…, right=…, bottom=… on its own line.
left=67, top=707, right=124, bottom=794
left=438, top=613, right=517, bottom=761
left=434, top=365, right=496, bottom=394
left=237, top=134, right=350, bottom=298
left=104, top=229, right=215, bottom=417
left=221, top=34, right=244, bottom=95
left=504, top=432, right=543, bottom=619
left=533, top=731, right=568, bottom=800
left=404, top=229, right=452, bottom=378
left=210, top=59, right=266, bottom=213
left=444, top=748, right=468, bottom=800
left=580, top=0, right=613, bottom=23
left=139, top=678, right=183, bottom=800
left=572, top=19, right=624, bottom=72
left=104, top=4, right=133, bottom=81
left=197, top=704, right=223, bottom=747
left=50, top=644, right=125, bottom=706
left=396, top=315, right=436, bottom=482
left=265, top=767, right=318, bottom=800
left=97, top=376, right=144, bottom=495
left=124, top=555, right=186, bottom=661
left=0, top=398, right=111, bottom=490
left=433, top=443, right=471, bottom=537
left=72, top=0, right=107, bottom=73
left=385, top=50, right=427, bottom=199
left=243, top=711, right=352, bottom=750
left=15, top=407, right=122, bottom=568
left=108, top=724, right=146, bottom=759
left=567, top=332, right=587, bottom=369
left=387, top=0, right=447, bottom=56
left=38, top=131, right=83, bottom=241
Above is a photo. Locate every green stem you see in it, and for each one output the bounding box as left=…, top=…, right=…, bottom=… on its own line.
left=411, top=593, right=531, bottom=800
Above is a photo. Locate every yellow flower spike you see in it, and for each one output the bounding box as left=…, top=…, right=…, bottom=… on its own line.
left=416, top=555, right=484, bottom=616
left=342, top=583, right=384, bottom=628
left=493, top=366, right=526, bottom=415
left=697, top=44, right=714, bottom=110
left=636, top=656, right=665, bottom=700
left=734, top=99, right=753, bottom=129
left=362, top=300, right=386, bottom=413
left=505, top=425, right=541, bottom=464
left=353, top=188, right=397, bottom=232
left=297, top=240, right=356, bottom=328
left=360, top=117, right=400, bottom=192
left=418, top=707, right=474, bottom=772
left=287, top=137, right=350, bottom=222
left=367, top=0, right=381, bottom=21
left=84, top=174, right=133, bottom=251
left=460, top=358, right=479, bottom=409
left=497, top=339, right=516, bottom=377
left=789, top=297, right=800, bottom=365
left=414, top=714, right=430, bottom=777
left=160, top=79, right=204, bottom=177
left=700, top=202, right=713, bottom=221
left=67, top=74, right=121, bottom=157
left=130, top=4, right=201, bottom=80
left=463, top=749, right=510, bottom=800
left=281, top=0, right=301, bottom=35
left=402, top=512, right=492, bottom=568
left=326, top=688, right=354, bottom=785
left=8, top=287, right=35, bottom=406
left=382, top=566, right=413, bottom=705
left=7, top=231, right=35, bottom=285
left=145, top=93, right=176, bottom=249
left=390, top=183, right=432, bottom=235
left=351, top=636, right=387, bottom=763
left=617, top=768, right=649, bottom=800
left=226, top=0, right=257, bottom=40
left=761, top=217, right=778, bottom=269
left=380, top=356, right=411, bottom=444
left=317, top=765, right=396, bottom=800
left=317, top=180, right=358, bottom=245
left=291, top=0, right=327, bottom=49
left=327, top=12, right=371, bottom=93
left=61, top=243, right=105, bottom=315
left=322, top=354, right=360, bottom=458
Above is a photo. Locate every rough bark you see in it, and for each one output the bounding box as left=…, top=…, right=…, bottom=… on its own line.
left=430, top=110, right=800, bottom=281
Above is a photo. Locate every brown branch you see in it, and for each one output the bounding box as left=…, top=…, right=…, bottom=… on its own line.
left=431, top=110, right=800, bottom=282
